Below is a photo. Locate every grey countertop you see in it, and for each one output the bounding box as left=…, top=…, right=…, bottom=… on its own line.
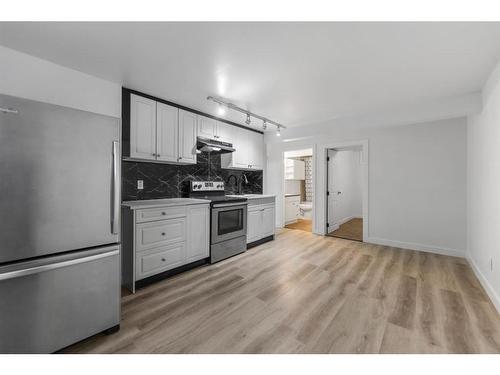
left=227, top=194, right=276, bottom=200
left=122, top=198, right=211, bottom=210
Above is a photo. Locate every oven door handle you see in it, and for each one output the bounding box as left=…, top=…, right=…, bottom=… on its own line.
left=212, top=202, right=248, bottom=208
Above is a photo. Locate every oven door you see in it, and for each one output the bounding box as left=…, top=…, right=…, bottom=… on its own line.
left=211, top=203, right=247, bottom=244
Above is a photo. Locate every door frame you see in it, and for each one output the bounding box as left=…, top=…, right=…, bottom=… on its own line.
left=319, top=140, right=369, bottom=241
left=281, top=145, right=316, bottom=232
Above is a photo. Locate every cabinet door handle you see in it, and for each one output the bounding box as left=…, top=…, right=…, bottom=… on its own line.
left=161, top=232, right=166, bottom=236
left=161, top=212, right=166, bottom=215
left=161, top=258, right=166, bottom=262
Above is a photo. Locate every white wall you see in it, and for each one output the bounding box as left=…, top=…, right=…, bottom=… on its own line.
left=0, top=45, right=121, bottom=118
left=265, top=117, right=467, bottom=257
left=328, top=149, right=362, bottom=228
left=467, top=59, right=500, bottom=312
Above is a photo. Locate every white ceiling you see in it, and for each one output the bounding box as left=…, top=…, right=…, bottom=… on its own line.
left=1, top=22, right=500, bottom=129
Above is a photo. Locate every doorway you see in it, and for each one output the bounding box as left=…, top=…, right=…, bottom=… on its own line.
left=283, top=148, right=314, bottom=233
left=326, top=146, right=363, bottom=241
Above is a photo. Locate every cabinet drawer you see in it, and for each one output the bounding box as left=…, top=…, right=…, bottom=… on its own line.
left=136, top=206, right=186, bottom=223
left=136, top=218, right=186, bottom=251
left=135, top=243, right=185, bottom=280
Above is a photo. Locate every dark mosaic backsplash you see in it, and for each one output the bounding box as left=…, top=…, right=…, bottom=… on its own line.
left=122, top=153, right=263, bottom=201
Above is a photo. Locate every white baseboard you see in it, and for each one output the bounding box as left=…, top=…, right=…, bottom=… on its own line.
left=366, top=236, right=464, bottom=258
left=466, top=254, right=500, bottom=314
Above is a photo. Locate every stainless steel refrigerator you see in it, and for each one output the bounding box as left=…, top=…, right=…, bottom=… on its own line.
left=0, top=93, right=121, bottom=353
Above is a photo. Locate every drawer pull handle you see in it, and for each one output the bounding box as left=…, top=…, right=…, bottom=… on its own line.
left=161, top=258, right=166, bottom=262
left=161, top=212, right=166, bottom=215
left=161, top=232, right=166, bottom=236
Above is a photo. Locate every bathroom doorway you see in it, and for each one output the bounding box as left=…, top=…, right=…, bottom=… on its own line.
left=326, top=146, right=364, bottom=241
left=283, top=148, right=314, bottom=233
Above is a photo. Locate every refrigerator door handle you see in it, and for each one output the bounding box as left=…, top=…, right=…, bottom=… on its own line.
left=0, top=249, right=119, bottom=281
left=111, top=141, right=120, bottom=234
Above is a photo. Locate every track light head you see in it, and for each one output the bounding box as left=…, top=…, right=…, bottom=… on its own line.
left=276, top=126, right=281, bottom=136
left=262, top=120, right=267, bottom=130
left=217, top=103, right=226, bottom=116
left=245, top=113, right=251, bottom=125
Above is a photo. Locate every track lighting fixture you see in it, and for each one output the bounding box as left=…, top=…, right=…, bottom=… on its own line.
left=207, top=96, right=286, bottom=133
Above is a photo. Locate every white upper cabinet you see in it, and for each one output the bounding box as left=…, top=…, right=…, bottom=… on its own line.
left=130, top=94, right=157, bottom=160
left=285, top=159, right=305, bottom=180
left=197, top=116, right=232, bottom=143
left=127, top=92, right=263, bottom=170
left=221, top=126, right=264, bottom=171
left=197, top=115, right=217, bottom=139
left=216, top=121, right=232, bottom=143
left=129, top=94, right=196, bottom=164
left=156, top=102, right=178, bottom=163
left=248, top=131, right=264, bottom=170
left=178, top=109, right=198, bottom=164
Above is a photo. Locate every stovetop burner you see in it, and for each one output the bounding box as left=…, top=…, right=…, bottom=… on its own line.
left=188, top=180, right=247, bottom=206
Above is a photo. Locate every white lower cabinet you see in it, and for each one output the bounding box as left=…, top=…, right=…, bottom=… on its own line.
left=247, top=207, right=263, bottom=243
left=246, top=198, right=276, bottom=244
left=136, top=242, right=186, bottom=280
left=122, top=202, right=209, bottom=292
left=186, top=205, right=210, bottom=263
left=285, top=195, right=300, bottom=224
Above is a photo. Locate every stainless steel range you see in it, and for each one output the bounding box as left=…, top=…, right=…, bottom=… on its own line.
left=189, top=181, right=247, bottom=263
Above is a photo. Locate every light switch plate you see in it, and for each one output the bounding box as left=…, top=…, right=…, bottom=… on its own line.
left=137, top=180, right=144, bottom=190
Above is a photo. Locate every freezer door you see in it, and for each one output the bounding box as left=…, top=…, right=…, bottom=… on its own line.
left=0, top=246, right=120, bottom=353
left=0, top=94, right=120, bottom=263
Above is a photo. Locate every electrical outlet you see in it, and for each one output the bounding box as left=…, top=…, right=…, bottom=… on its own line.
left=137, top=180, right=144, bottom=190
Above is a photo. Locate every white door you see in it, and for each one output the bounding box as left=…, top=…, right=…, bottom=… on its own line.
left=178, top=109, right=197, bottom=164
left=130, top=94, right=157, bottom=160
left=198, top=115, right=217, bottom=139
left=186, top=205, right=210, bottom=262
left=261, top=205, right=275, bottom=238
left=247, top=207, right=262, bottom=243
left=156, top=102, right=178, bottom=162
left=216, top=121, right=232, bottom=143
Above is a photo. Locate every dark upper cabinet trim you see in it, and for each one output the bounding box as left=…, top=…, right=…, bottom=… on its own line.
left=122, top=87, right=264, bottom=135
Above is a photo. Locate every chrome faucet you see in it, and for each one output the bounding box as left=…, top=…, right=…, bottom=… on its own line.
left=227, top=174, right=248, bottom=194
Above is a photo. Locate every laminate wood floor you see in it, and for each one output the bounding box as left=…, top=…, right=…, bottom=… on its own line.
left=328, top=218, right=363, bottom=242
left=62, top=229, right=500, bottom=354
left=285, top=219, right=312, bottom=232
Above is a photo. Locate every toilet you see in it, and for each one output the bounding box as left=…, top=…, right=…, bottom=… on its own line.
left=299, top=202, right=313, bottom=219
